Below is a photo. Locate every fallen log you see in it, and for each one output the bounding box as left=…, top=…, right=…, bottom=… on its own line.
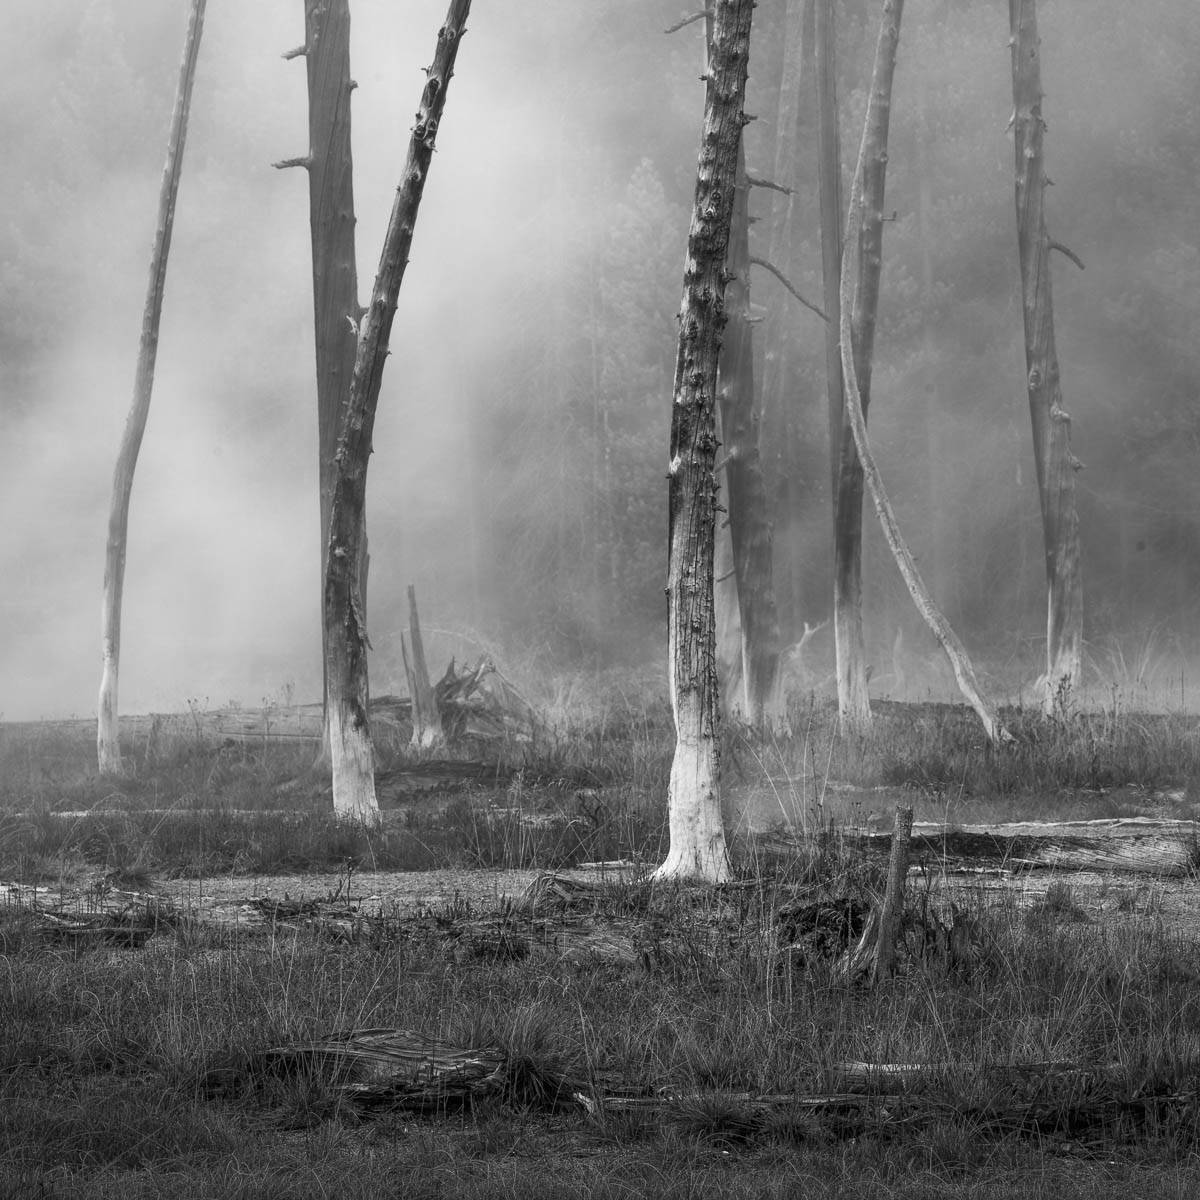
left=762, top=818, right=1199, bottom=876
left=200, top=1024, right=1198, bottom=1147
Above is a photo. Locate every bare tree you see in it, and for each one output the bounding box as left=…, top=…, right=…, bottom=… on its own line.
left=716, top=144, right=785, bottom=725
left=813, top=0, right=871, bottom=728
left=276, top=0, right=367, bottom=762
left=655, top=0, right=755, bottom=884
left=1009, top=0, right=1083, bottom=714
left=324, top=0, right=471, bottom=823
left=98, top=0, right=206, bottom=775
left=838, top=0, right=1007, bottom=744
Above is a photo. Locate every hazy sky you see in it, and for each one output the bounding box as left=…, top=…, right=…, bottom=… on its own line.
left=3, top=0, right=1198, bottom=720
left=1, top=1, right=692, bottom=719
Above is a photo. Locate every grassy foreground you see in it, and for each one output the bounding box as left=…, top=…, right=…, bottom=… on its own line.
left=2, top=694, right=1200, bottom=1197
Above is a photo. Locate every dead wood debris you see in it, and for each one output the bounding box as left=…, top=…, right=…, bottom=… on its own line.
left=199, top=1021, right=1200, bottom=1147
left=0, top=904, right=158, bottom=950
left=433, top=657, right=541, bottom=743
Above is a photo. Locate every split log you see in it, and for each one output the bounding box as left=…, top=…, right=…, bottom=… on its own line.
left=401, top=585, right=445, bottom=750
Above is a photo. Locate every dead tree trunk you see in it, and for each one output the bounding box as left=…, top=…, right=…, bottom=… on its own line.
left=815, top=0, right=870, bottom=729
left=655, top=0, right=755, bottom=884
left=324, top=0, right=471, bottom=824
left=276, top=0, right=366, bottom=763
left=97, top=0, right=206, bottom=776
left=759, top=0, right=812, bottom=640
left=716, top=146, right=784, bottom=725
left=713, top=412, right=745, bottom=709
left=838, top=0, right=1007, bottom=744
left=402, top=585, right=445, bottom=750
left=1009, top=0, right=1083, bottom=714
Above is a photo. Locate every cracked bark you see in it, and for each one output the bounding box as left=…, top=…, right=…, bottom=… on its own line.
left=655, top=0, right=755, bottom=883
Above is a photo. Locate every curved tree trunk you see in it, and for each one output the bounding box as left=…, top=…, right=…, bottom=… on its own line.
left=814, top=0, right=870, bottom=729
left=324, top=0, right=471, bottom=824
left=655, top=0, right=755, bottom=884
left=1009, top=0, right=1083, bottom=715
left=98, top=0, right=206, bottom=776
left=838, top=0, right=1007, bottom=745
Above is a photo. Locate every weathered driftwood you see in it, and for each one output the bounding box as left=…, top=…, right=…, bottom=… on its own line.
left=203, top=1027, right=509, bottom=1110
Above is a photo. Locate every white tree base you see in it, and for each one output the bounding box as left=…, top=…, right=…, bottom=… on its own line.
left=652, top=737, right=730, bottom=883
left=329, top=701, right=381, bottom=826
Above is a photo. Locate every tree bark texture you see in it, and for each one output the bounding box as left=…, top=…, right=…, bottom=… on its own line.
left=872, top=804, right=912, bottom=985
left=98, top=0, right=206, bottom=775
left=655, top=0, right=755, bottom=884
left=287, top=0, right=365, bottom=757
left=1009, top=0, right=1083, bottom=714
left=324, top=0, right=471, bottom=824
left=838, top=0, right=1007, bottom=744
left=815, top=0, right=870, bottom=728
left=716, top=145, right=784, bottom=725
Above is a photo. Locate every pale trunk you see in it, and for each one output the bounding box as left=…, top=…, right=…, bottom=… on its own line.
left=98, top=0, right=206, bottom=775
left=1009, top=0, right=1083, bottom=714
left=655, top=0, right=755, bottom=884
left=324, top=0, right=471, bottom=823
left=815, top=0, right=869, bottom=727
left=838, top=0, right=1007, bottom=744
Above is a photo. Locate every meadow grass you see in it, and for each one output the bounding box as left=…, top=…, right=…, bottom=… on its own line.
left=2, top=863, right=1199, bottom=1196
left=2, top=693, right=1200, bottom=1195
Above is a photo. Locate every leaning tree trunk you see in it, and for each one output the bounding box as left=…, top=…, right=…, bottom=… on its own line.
left=98, top=0, right=206, bottom=776
left=838, top=0, right=1007, bottom=744
left=716, top=144, right=784, bottom=725
left=1009, top=0, right=1083, bottom=714
left=815, top=0, right=870, bottom=729
left=324, top=0, right=471, bottom=824
left=655, top=0, right=754, bottom=884
left=276, top=0, right=366, bottom=763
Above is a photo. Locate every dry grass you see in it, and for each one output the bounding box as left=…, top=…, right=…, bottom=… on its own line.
left=3, top=693, right=1200, bottom=1195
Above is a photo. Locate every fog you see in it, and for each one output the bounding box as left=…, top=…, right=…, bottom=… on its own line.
left=2, top=0, right=1198, bottom=719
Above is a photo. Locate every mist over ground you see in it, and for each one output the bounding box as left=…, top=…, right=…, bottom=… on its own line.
left=1, top=0, right=1198, bottom=720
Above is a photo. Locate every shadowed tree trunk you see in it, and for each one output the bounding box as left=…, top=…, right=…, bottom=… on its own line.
left=655, top=0, right=755, bottom=884
left=1009, top=0, right=1083, bottom=714
left=814, top=0, right=870, bottom=728
left=714, top=412, right=744, bottom=708
left=98, top=0, right=206, bottom=776
left=324, top=0, right=471, bottom=824
left=276, top=0, right=367, bottom=764
left=716, top=145, right=784, bottom=725
left=759, top=0, right=812, bottom=640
